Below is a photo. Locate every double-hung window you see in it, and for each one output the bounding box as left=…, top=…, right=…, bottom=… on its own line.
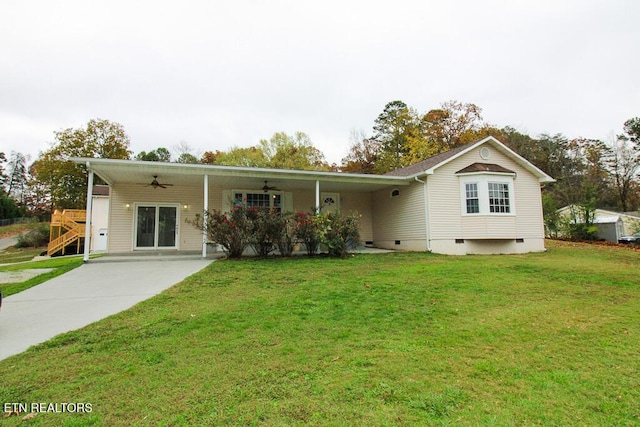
left=459, top=176, right=514, bottom=215
left=488, top=182, right=510, bottom=213
left=465, top=183, right=480, bottom=214
left=234, top=191, right=282, bottom=211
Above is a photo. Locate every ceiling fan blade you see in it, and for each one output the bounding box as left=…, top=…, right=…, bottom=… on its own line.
left=262, top=180, right=279, bottom=192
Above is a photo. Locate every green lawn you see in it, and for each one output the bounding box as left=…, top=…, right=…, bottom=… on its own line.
left=0, top=255, right=85, bottom=296
left=1, top=241, right=638, bottom=426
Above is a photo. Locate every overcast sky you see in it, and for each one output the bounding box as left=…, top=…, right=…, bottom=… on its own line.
left=1, top=0, right=638, bottom=165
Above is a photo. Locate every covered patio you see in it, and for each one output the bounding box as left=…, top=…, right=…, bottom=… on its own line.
left=72, top=158, right=410, bottom=261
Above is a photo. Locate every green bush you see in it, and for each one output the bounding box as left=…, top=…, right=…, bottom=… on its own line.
left=248, top=207, right=281, bottom=257
left=294, top=211, right=322, bottom=256
left=192, top=206, right=252, bottom=258
left=276, top=212, right=296, bottom=257
left=317, top=211, right=361, bottom=258
left=15, top=224, right=50, bottom=248
left=191, top=207, right=362, bottom=259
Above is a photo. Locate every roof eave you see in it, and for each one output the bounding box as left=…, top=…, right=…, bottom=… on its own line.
left=416, top=136, right=556, bottom=184
left=71, top=157, right=411, bottom=186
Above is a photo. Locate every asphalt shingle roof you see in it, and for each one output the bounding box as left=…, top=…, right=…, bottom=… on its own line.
left=455, top=163, right=515, bottom=174
left=385, top=142, right=475, bottom=177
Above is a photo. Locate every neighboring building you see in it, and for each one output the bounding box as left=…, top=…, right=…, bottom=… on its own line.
left=71, top=136, right=555, bottom=259
left=556, top=206, right=640, bottom=243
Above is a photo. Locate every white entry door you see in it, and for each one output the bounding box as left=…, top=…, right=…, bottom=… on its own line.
left=95, top=228, right=108, bottom=251
left=135, top=205, right=179, bottom=249
left=321, top=193, right=340, bottom=213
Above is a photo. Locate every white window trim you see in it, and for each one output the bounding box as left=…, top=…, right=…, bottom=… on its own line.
left=132, top=203, right=180, bottom=250
left=458, top=174, right=516, bottom=216
left=232, top=189, right=283, bottom=210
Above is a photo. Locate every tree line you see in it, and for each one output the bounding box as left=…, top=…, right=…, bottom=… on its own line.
left=2, top=104, right=639, bottom=227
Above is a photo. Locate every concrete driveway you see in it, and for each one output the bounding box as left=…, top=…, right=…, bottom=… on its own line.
left=0, top=257, right=213, bottom=361
left=0, top=234, right=19, bottom=251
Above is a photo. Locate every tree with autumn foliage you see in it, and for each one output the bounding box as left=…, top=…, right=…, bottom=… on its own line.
left=31, top=119, right=132, bottom=209
left=343, top=100, right=495, bottom=173
left=200, top=132, right=329, bottom=171
left=341, top=130, right=381, bottom=174
left=370, top=100, right=421, bottom=173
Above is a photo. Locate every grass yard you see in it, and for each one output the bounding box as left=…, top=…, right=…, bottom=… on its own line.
left=0, top=246, right=45, bottom=264
left=0, top=223, right=34, bottom=239
left=0, top=241, right=638, bottom=426
left=0, top=255, right=85, bottom=297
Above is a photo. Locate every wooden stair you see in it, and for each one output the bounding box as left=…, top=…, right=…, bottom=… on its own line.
left=48, top=209, right=86, bottom=256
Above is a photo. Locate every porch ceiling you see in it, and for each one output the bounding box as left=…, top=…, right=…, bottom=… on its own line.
left=72, top=158, right=410, bottom=193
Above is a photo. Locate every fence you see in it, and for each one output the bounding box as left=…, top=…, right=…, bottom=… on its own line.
left=0, top=217, right=37, bottom=227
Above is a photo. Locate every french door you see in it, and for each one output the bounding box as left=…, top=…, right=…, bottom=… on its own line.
left=135, top=205, right=179, bottom=249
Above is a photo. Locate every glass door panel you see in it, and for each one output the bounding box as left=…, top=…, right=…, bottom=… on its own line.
left=136, top=206, right=156, bottom=248
left=158, top=206, right=177, bottom=247
left=135, top=205, right=178, bottom=249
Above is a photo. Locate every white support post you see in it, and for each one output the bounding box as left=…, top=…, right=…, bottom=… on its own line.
left=202, top=174, right=209, bottom=258
left=83, top=166, right=94, bottom=262
left=315, top=180, right=320, bottom=214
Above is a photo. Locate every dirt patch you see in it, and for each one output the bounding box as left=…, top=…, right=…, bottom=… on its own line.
left=0, top=269, right=54, bottom=284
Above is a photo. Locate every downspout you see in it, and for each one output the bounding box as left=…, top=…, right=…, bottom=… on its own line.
left=315, top=180, right=320, bottom=214
left=414, top=176, right=432, bottom=252
left=202, top=174, right=209, bottom=258
left=83, top=163, right=94, bottom=262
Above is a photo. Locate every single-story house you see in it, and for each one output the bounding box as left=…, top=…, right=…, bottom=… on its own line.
left=556, top=205, right=640, bottom=242
left=71, top=136, right=554, bottom=260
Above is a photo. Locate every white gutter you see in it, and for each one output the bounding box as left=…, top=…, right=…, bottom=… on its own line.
left=68, top=157, right=410, bottom=187
left=414, top=176, right=432, bottom=252
left=83, top=163, right=94, bottom=262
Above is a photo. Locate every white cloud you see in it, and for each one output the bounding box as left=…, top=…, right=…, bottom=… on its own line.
left=1, top=0, right=638, bottom=164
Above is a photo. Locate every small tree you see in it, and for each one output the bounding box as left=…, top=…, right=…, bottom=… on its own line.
left=565, top=192, right=598, bottom=241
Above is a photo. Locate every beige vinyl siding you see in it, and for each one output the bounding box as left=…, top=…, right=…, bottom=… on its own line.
left=427, top=145, right=545, bottom=242
left=109, top=184, right=209, bottom=253
left=341, top=192, right=373, bottom=243
left=291, top=190, right=373, bottom=243
left=372, top=182, right=426, bottom=247
left=109, top=186, right=374, bottom=253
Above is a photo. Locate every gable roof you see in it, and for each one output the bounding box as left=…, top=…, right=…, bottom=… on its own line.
left=386, top=136, right=555, bottom=183
left=386, top=143, right=472, bottom=177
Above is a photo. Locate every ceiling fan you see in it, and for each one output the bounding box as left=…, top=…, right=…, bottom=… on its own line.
left=144, top=175, right=174, bottom=189
left=262, top=180, right=279, bottom=192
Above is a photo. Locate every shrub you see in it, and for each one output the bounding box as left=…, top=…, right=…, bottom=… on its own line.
left=192, top=206, right=252, bottom=258
left=190, top=207, right=362, bottom=259
left=15, top=224, right=50, bottom=248
left=560, top=204, right=599, bottom=241
left=317, top=211, right=361, bottom=258
left=276, top=212, right=296, bottom=257
left=248, top=207, right=281, bottom=257
left=294, top=212, right=322, bottom=256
